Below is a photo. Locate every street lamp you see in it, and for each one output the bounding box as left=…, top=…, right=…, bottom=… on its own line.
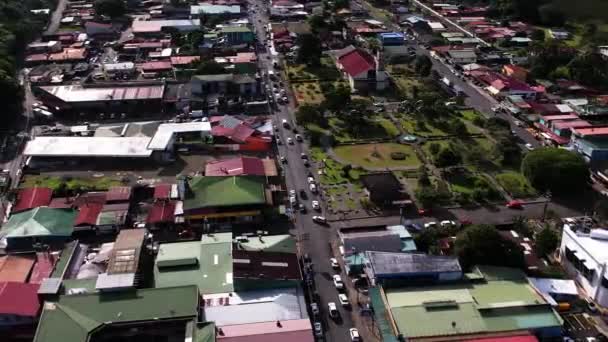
left=541, top=190, right=552, bottom=222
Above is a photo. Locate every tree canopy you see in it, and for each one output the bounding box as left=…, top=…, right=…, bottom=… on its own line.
left=535, top=226, right=559, bottom=257
left=295, top=104, right=325, bottom=126
left=94, top=0, right=126, bottom=18
left=297, top=34, right=322, bottom=66
left=455, top=224, right=525, bottom=270
left=196, top=60, right=227, bottom=75
left=521, top=147, right=589, bottom=195
left=414, top=55, right=432, bottom=77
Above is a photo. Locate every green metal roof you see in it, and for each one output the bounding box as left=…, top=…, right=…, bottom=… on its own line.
left=194, top=322, right=216, bottom=342
left=50, top=241, right=78, bottom=278
left=155, top=233, right=234, bottom=295
left=384, top=266, right=563, bottom=339
left=184, top=176, right=266, bottom=209
left=220, top=26, right=252, bottom=33
left=1, top=207, right=76, bottom=238
left=34, top=285, right=199, bottom=342
left=236, top=234, right=296, bottom=253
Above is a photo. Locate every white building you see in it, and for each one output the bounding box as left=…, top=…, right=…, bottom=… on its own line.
left=559, top=224, right=608, bottom=307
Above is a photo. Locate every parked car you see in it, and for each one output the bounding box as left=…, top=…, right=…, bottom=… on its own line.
left=330, top=258, right=339, bottom=269
left=312, top=200, right=320, bottom=210
left=440, top=220, right=456, bottom=228
left=307, top=176, right=315, bottom=184
left=328, top=302, right=339, bottom=318
left=311, top=302, right=319, bottom=316
left=295, top=134, right=303, bottom=142
left=525, top=143, right=534, bottom=151
left=313, top=216, right=327, bottom=224
left=280, top=156, right=287, bottom=163
left=300, top=153, right=308, bottom=159
left=349, top=328, right=360, bottom=342
left=314, top=322, right=323, bottom=337
left=309, top=183, right=317, bottom=193
left=338, top=294, right=349, bottom=306
left=333, top=275, right=344, bottom=290
left=299, top=203, right=307, bottom=213
left=506, top=200, right=523, bottom=209
left=424, top=221, right=437, bottom=229
left=287, top=137, right=294, bottom=144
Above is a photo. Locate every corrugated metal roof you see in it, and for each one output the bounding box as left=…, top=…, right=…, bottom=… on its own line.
left=0, top=282, right=41, bottom=317
left=13, top=187, right=53, bottom=213
left=39, top=84, right=164, bottom=103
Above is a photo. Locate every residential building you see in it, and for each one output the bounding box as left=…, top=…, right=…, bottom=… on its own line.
left=378, top=32, right=404, bottom=46
left=131, top=19, right=202, bottom=37
left=154, top=233, right=234, bottom=295
left=559, top=224, right=608, bottom=307
left=191, top=74, right=259, bottom=100
left=360, top=172, right=409, bottom=206
left=33, top=285, right=201, bottom=342
left=179, top=176, right=268, bottom=225
left=215, top=319, right=314, bottom=342
left=26, top=41, right=62, bottom=54
left=570, top=126, right=608, bottom=164
left=375, top=266, right=563, bottom=341
left=447, top=49, right=477, bottom=64
left=502, top=64, right=528, bottom=82
left=12, top=187, right=53, bottom=213
left=333, top=46, right=389, bottom=92
left=84, top=21, right=116, bottom=37
left=190, top=4, right=242, bottom=18
left=0, top=282, right=41, bottom=328
left=220, top=26, right=255, bottom=46
left=0, top=207, right=77, bottom=250
left=527, top=277, right=578, bottom=306
left=205, top=157, right=277, bottom=177
left=210, top=116, right=273, bottom=152
left=365, top=252, right=462, bottom=286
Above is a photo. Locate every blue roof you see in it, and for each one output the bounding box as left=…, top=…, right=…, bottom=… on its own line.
left=380, top=32, right=404, bottom=39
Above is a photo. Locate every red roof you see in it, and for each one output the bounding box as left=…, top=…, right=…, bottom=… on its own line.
left=74, top=203, right=103, bottom=226
left=230, top=124, right=255, bottom=143
left=154, top=183, right=172, bottom=200
left=0, top=255, right=36, bottom=283
left=464, top=335, right=538, bottom=342
left=141, top=61, right=172, bottom=71
left=205, top=157, right=267, bottom=176
left=170, top=56, right=200, bottom=66
left=29, top=253, right=56, bottom=285
left=0, top=282, right=41, bottom=317
left=147, top=201, right=176, bottom=224
left=72, top=192, right=107, bottom=206
left=218, top=319, right=313, bottom=342
left=106, top=186, right=131, bottom=202
left=338, top=49, right=375, bottom=77
left=13, top=187, right=53, bottom=213
left=572, top=126, right=608, bottom=137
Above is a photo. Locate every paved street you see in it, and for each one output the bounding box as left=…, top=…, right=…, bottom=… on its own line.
left=249, top=2, right=356, bottom=341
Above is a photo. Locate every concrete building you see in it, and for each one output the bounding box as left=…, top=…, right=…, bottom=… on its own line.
left=365, top=252, right=462, bottom=286
left=559, top=224, right=608, bottom=307
left=333, top=46, right=389, bottom=92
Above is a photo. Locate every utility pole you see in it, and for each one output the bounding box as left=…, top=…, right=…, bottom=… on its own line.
left=541, top=191, right=552, bottom=222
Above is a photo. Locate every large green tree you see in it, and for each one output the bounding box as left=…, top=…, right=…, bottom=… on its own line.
left=414, top=55, right=432, bottom=77
left=295, top=104, right=325, bottom=126
left=521, top=148, right=589, bottom=195
left=94, top=0, right=126, bottom=18
left=455, top=224, right=525, bottom=270
left=196, top=61, right=227, bottom=75
left=535, top=226, right=559, bottom=257
left=297, top=34, right=322, bottom=66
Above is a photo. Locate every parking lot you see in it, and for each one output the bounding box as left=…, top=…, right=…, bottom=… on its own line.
left=563, top=312, right=599, bottom=340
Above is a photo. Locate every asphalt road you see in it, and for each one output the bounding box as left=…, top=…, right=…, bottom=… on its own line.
left=248, top=2, right=356, bottom=341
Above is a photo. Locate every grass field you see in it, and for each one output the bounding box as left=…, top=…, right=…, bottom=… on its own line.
left=286, top=57, right=340, bottom=81
left=329, top=116, right=400, bottom=142
left=333, top=143, right=421, bottom=169
left=292, top=82, right=325, bottom=105
left=400, top=117, right=450, bottom=137
left=21, top=175, right=122, bottom=191
left=496, top=171, right=537, bottom=198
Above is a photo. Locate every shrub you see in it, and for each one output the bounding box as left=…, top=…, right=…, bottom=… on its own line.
left=390, top=152, right=407, bottom=160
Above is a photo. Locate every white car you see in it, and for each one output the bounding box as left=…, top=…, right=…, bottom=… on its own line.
left=311, top=302, right=319, bottom=315
left=313, top=216, right=327, bottom=224
left=287, top=137, right=294, bottom=144
left=328, top=302, right=339, bottom=317
left=349, top=328, right=360, bottom=341
left=333, top=275, right=344, bottom=289
left=307, top=176, right=315, bottom=184
left=312, top=200, right=320, bottom=210
left=525, top=143, right=534, bottom=151
left=309, top=183, right=317, bottom=193
left=289, top=189, right=296, bottom=196
left=295, top=134, right=303, bottom=142
left=314, top=322, right=323, bottom=337
left=330, top=257, right=339, bottom=269
left=338, top=293, right=349, bottom=306
left=424, top=221, right=437, bottom=229
left=440, top=220, right=456, bottom=228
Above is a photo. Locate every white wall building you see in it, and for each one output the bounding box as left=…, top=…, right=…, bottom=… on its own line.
left=559, top=224, right=608, bottom=307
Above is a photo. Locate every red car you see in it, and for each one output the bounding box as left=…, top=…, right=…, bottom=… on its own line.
left=418, top=208, right=431, bottom=216
left=460, top=218, right=473, bottom=226
left=506, top=200, right=523, bottom=209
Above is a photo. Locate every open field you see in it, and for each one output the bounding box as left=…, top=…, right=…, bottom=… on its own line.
left=333, top=143, right=421, bottom=169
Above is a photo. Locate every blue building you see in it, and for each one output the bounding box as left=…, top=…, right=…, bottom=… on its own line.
left=378, top=32, right=405, bottom=46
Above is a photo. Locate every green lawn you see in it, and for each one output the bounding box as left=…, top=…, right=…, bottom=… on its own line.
left=460, top=110, right=480, bottom=122
left=286, top=57, right=340, bottom=81
left=21, top=175, right=122, bottom=191
left=400, top=117, right=450, bottom=137
left=444, top=168, right=503, bottom=202
left=328, top=116, right=399, bottom=142
left=496, top=171, right=537, bottom=198
left=333, top=143, right=421, bottom=169
left=393, top=76, right=424, bottom=98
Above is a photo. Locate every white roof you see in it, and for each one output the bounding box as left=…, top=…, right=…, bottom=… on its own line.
left=528, top=277, right=578, bottom=305
left=564, top=224, right=608, bottom=264
left=24, top=136, right=153, bottom=157
left=148, top=121, right=212, bottom=150
left=555, top=104, right=573, bottom=113
left=364, top=19, right=383, bottom=26
left=428, top=22, right=445, bottom=30
left=132, top=19, right=201, bottom=33
left=103, top=62, right=135, bottom=71
left=564, top=98, right=588, bottom=107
